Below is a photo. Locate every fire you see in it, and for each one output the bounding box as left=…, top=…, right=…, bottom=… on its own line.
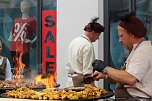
left=35, top=72, right=56, bottom=89
left=13, top=52, right=25, bottom=82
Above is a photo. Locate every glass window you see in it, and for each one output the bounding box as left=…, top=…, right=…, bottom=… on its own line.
left=0, top=0, right=39, bottom=79
left=135, top=0, right=152, bottom=41
left=104, top=0, right=130, bottom=91
left=42, top=0, right=57, bottom=10
left=109, top=0, right=129, bottom=69
left=105, top=0, right=152, bottom=92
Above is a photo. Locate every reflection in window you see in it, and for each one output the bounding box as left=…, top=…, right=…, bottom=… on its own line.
left=109, top=0, right=130, bottom=91
left=109, top=0, right=129, bottom=70
left=136, top=0, right=152, bottom=41
left=0, top=0, right=38, bottom=79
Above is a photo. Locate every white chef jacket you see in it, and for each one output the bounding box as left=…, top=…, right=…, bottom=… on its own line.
left=125, top=41, right=152, bottom=98
left=66, top=35, right=95, bottom=87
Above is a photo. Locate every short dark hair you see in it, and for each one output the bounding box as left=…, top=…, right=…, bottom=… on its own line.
left=119, top=12, right=147, bottom=38
left=84, top=17, right=105, bottom=33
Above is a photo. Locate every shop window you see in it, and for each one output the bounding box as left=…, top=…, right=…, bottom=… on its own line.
left=0, top=0, right=39, bottom=78
left=104, top=0, right=152, bottom=91
left=135, top=0, right=152, bottom=41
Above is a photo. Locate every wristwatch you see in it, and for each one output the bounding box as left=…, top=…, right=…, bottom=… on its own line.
left=102, top=66, right=108, bottom=74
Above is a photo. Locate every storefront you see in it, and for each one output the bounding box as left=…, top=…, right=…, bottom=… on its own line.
left=0, top=0, right=152, bottom=100
left=0, top=0, right=102, bottom=88
left=0, top=0, right=57, bottom=80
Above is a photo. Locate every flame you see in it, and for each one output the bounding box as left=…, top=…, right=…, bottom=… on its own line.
left=13, top=52, right=25, bottom=82
left=35, top=72, right=56, bottom=89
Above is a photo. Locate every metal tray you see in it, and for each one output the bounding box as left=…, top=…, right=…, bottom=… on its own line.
left=0, top=83, right=60, bottom=94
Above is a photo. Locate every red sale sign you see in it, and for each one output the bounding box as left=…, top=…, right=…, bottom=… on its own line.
left=42, top=10, right=56, bottom=74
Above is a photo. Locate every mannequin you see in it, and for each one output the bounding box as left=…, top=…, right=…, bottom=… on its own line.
left=8, top=0, right=37, bottom=79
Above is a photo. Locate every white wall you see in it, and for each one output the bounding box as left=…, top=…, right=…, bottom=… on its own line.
left=57, top=0, right=104, bottom=88
left=98, top=0, right=104, bottom=88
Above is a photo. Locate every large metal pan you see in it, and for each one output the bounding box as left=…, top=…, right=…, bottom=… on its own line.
left=0, top=91, right=114, bottom=100
left=0, top=82, right=60, bottom=94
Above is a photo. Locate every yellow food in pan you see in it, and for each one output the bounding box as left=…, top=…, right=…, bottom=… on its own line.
left=6, top=85, right=107, bottom=100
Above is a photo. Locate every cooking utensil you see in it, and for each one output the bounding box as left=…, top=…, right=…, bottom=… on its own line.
left=64, top=86, right=85, bottom=92
left=83, top=76, right=96, bottom=84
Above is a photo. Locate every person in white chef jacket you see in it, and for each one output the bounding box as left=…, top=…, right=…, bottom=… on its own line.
left=65, top=17, right=105, bottom=87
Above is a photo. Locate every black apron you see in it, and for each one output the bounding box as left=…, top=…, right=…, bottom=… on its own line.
left=115, top=83, right=140, bottom=101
